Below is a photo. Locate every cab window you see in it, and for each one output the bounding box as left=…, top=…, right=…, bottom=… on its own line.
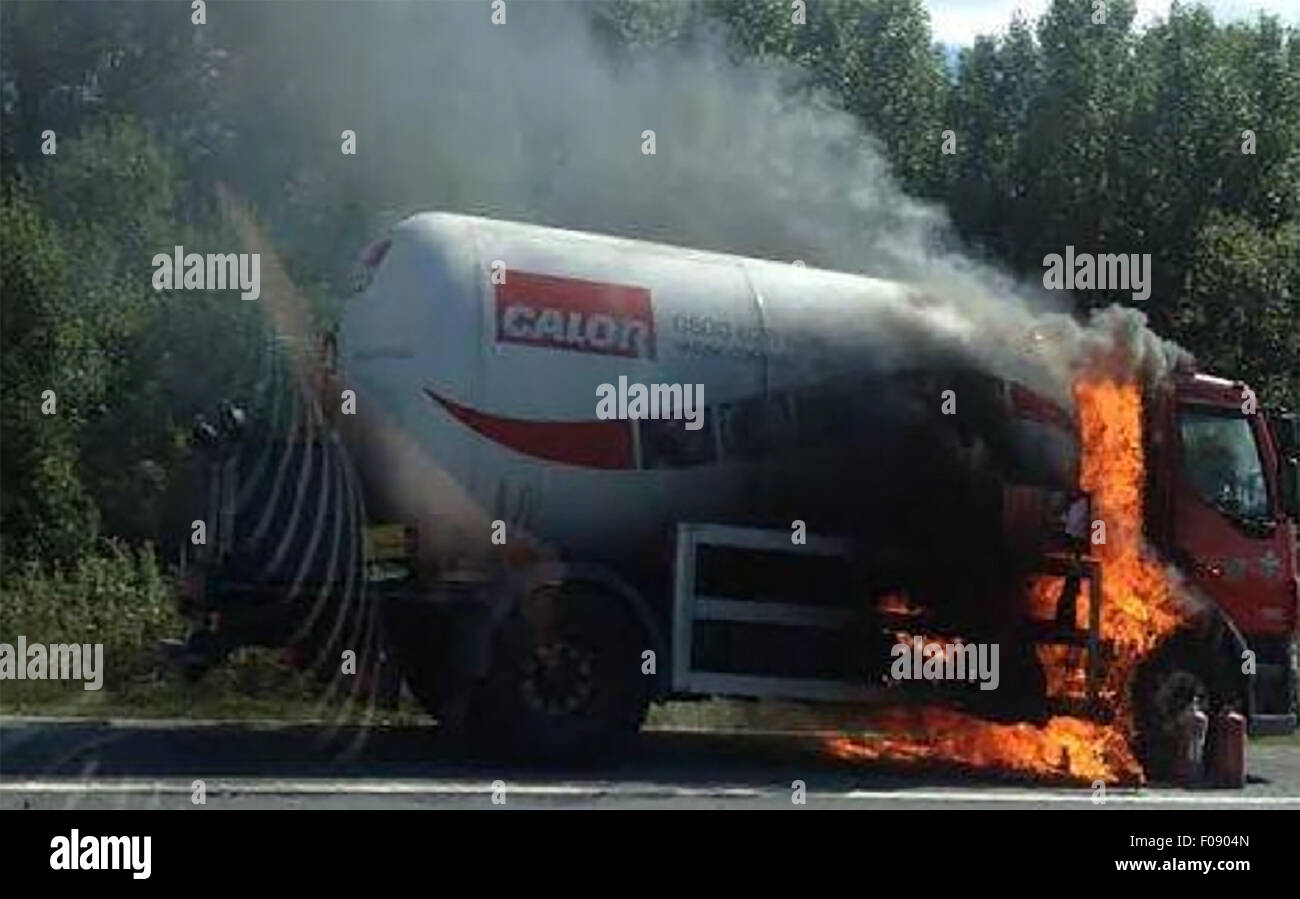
left=1179, top=408, right=1270, bottom=520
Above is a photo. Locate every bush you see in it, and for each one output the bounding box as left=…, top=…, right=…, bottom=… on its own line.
left=0, top=540, right=179, bottom=692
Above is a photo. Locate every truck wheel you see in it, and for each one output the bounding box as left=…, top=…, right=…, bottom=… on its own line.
left=471, top=581, right=650, bottom=760
left=1131, top=644, right=1222, bottom=781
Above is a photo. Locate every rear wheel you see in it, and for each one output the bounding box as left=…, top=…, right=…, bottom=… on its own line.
left=471, top=581, right=650, bottom=760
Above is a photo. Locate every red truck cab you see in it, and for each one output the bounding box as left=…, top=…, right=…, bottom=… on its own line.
left=1146, top=372, right=1299, bottom=733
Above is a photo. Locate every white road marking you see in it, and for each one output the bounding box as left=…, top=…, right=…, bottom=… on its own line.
left=4, top=717, right=1296, bottom=804
left=1, top=779, right=1296, bottom=804
left=0, top=716, right=846, bottom=737
left=0, top=779, right=764, bottom=798
left=840, top=788, right=1300, bottom=805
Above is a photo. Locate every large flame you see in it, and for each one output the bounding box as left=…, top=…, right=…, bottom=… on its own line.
left=826, top=707, right=1140, bottom=783
left=1076, top=380, right=1184, bottom=663
left=828, top=379, right=1188, bottom=784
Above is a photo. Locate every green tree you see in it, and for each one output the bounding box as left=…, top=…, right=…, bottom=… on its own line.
left=0, top=189, right=100, bottom=567
left=707, top=0, right=947, bottom=193
left=1174, top=212, right=1300, bottom=405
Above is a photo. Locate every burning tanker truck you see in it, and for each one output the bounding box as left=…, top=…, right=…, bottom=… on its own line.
left=174, top=212, right=1299, bottom=782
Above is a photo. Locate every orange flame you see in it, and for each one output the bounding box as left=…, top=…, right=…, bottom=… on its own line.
left=827, top=379, right=1188, bottom=784
left=877, top=591, right=925, bottom=617
left=827, top=707, right=1140, bottom=784
left=1076, top=380, right=1184, bottom=664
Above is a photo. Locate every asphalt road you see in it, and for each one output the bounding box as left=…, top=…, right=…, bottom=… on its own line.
left=1, top=717, right=1297, bottom=809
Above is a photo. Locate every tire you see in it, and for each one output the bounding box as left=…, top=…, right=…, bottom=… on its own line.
left=470, top=581, right=651, bottom=760
left=1131, top=640, right=1235, bottom=781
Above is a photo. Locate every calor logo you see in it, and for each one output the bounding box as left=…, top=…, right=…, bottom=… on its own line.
left=496, top=270, right=656, bottom=359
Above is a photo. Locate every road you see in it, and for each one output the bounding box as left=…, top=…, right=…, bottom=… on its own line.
left=1, top=717, right=1297, bottom=809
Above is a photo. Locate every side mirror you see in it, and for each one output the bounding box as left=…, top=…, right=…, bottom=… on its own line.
left=1266, top=411, right=1299, bottom=521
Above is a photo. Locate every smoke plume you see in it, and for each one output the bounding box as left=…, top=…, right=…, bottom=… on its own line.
left=216, top=1, right=1184, bottom=402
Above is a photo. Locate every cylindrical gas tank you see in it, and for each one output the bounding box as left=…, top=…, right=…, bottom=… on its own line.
left=337, top=213, right=1077, bottom=577
left=1210, top=709, right=1247, bottom=788
left=344, top=212, right=975, bottom=408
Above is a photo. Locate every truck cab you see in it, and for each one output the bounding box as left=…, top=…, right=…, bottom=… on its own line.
left=1146, top=372, right=1300, bottom=732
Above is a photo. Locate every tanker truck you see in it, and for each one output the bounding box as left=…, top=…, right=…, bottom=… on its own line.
left=172, top=213, right=1299, bottom=777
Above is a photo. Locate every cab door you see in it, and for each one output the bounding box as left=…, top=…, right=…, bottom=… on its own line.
left=1173, top=404, right=1295, bottom=638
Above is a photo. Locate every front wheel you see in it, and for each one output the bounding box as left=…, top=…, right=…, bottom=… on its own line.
left=470, top=581, right=651, bottom=760
left=1131, top=638, right=1237, bottom=781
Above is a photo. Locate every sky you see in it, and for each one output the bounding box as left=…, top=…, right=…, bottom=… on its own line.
left=924, top=0, right=1300, bottom=45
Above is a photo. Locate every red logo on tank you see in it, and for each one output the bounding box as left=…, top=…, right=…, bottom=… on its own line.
left=495, top=270, right=656, bottom=359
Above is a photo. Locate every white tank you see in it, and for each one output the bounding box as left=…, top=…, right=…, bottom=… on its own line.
left=335, top=213, right=1075, bottom=580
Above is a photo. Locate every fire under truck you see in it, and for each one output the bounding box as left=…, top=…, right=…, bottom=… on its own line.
left=172, top=214, right=1300, bottom=780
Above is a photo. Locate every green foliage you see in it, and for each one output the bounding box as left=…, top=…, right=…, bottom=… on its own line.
left=0, top=541, right=177, bottom=690
left=0, top=188, right=101, bottom=567
left=591, top=0, right=707, bottom=48
left=919, top=1, right=1296, bottom=404
left=707, top=0, right=948, bottom=193
left=689, top=1, right=1298, bottom=410
left=0, top=545, right=325, bottom=714
left=0, top=0, right=224, bottom=185
left=1, top=107, right=281, bottom=571
left=1175, top=212, right=1300, bottom=404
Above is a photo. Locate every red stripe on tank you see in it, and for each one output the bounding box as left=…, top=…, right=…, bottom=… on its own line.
left=425, top=387, right=635, bottom=469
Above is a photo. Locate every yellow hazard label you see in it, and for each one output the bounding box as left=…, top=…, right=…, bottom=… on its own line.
left=364, top=524, right=409, bottom=561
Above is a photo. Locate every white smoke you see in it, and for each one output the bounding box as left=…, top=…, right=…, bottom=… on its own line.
left=231, top=0, right=1183, bottom=399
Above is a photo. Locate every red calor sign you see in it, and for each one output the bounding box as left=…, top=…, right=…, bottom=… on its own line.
left=496, top=270, right=656, bottom=359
